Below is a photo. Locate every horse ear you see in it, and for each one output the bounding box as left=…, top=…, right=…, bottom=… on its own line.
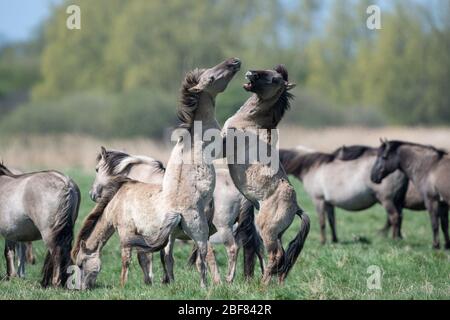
left=100, top=146, right=107, bottom=158
left=274, top=64, right=289, bottom=81
left=285, top=82, right=296, bottom=91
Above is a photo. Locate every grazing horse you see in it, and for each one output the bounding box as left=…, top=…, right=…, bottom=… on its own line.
left=223, top=65, right=310, bottom=284
left=73, top=177, right=181, bottom=289
left=0, top=163, right=80, bottom=287
left=89, top=147, right=263, bottom=283
left=279, top=145, right=425, bottom=243
left=371, top=140, right=450, bottom=249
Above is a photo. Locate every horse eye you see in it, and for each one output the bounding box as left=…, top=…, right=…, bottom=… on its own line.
left=95, top=168, right=99, bottom=173
left=272, top=77, right=281, bottom=84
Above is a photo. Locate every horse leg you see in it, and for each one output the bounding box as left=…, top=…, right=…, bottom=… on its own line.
left=314, top=200, right=327, bottom=244
left=137, top=252, right=153, bottom=285
left=426, top=199, right=441, bottom=249
left=161, top=234, right=175, bottom=284
left=257, top=219, right=282, bottom=285
left=221, top=227, right=239, bottom=283
left=25, top=242, right=35, bottom=265
left=438, top=202, right=450, bottom=249
left=325, top=203, right=338, bottom=243
left=4, top=240, right=17, bottom=279
left=261, top=238, right=283, bottom=285
left=379, top=217, right=392, bottom=237
left=16, top=242, right=26, bottom=278
left=382, top=200, right=402, bottom=240
left=206, top=243, right=221, bottom=284
left=120, top=246, right=132, bottom=287
left=181, top=212, right=210, bottom=288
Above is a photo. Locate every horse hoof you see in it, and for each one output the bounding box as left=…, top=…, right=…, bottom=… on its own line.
left=445, top=243, right=450, bottom=250
left=432, top=244, right=441, bottom=250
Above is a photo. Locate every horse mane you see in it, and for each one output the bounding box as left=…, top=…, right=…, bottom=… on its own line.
left=98, top=150, right=166, bottom=176
left=0, top=162, right=13, bottom=176
left=270, top=65, right=294, bottom=128
left=71, top=176, right=132, bottom=260
left=333, top=145, right=375, bottom=161
left=178, top=68, right=206, bottom=131
left=386, top=140, right=448, bottom=158
left=279, top=149, right=334, bottom=177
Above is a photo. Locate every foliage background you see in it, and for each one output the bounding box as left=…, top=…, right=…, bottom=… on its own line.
left=1, top=0, right=450, bottom=139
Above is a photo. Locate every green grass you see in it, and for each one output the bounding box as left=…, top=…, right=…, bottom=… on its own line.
left=0, top=170, right=449, bottom=300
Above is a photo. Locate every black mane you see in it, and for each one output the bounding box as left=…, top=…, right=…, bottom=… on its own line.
left=270, top=65, right=293, bottom=128
left=333, top=145, right=375, bottom=161
left=97, top=149, right=166, bottom=175
left=385, top=140, right=448, bottom=158
left=97, top=150, right=130, bottom=175
left=178, top=68, right=205, bottom=131
left=0, top=162, right=13, bottom=176
left=279, top=149, right=334, bottom=177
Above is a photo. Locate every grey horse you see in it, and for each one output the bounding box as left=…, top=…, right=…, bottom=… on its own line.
left=0, top=163, right=80, bottom=287
left=279, top=145, right=425, bottom=244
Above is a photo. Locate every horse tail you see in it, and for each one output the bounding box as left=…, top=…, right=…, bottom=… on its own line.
left=71, top=177, right=128, bottom=261
left=187, top=245, right=198, bottom=267
left=234, top=198, right=264, bottom=279
left=41, top=179, right=80, bottom=288
left=125, top=212, right=181, bottom=252
left=279, top=209, right=310, bottom=281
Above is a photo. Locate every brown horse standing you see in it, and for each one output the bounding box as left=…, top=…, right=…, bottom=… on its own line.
left=371, top=140, right=450, bottom=249
left=223, top=65, right=310, bottom=284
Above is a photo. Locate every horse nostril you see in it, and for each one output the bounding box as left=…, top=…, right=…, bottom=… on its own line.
left=231, top=58, right=241, bottom=65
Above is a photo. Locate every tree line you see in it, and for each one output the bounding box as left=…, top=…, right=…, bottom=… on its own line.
left=1, top=0, right=449, bottom=138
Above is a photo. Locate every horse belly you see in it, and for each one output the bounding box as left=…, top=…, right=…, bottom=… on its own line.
left=227, top=164, right=267, bottom=204
left=322, top=181, right=375, bottom=211
left=0, top=216, right=41, bottom=241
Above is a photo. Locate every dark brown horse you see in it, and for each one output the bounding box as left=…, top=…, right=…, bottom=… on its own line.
left=371, top=140, right=450, bottom=249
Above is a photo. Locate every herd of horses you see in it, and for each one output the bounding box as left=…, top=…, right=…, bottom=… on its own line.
left=0, top=58, right=449, bottom=290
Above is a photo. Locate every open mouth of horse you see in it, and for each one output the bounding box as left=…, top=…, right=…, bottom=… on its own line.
left=244, top=71, right=256, bottom=91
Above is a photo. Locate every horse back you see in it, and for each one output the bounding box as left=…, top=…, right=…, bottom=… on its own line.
left=0, top=171, right=77, bottom=240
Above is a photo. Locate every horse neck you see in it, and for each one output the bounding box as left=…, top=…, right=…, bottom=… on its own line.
left=85, top=214, right=114, bottom=252
left=193, top=93, right=219, bottom=131
left=398, top=145, right=437, bottom=184
left=238, top=93, right=282, bottom=128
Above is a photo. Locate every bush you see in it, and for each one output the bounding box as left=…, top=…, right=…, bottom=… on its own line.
left=0, top=90, right=177, bottom=139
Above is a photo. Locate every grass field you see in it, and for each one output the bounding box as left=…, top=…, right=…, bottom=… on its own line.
left=0, top=169, right=449, bottom=300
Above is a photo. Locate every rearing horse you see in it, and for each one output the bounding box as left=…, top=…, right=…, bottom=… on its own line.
left=127, top=58, right=241, bottom=287
left=223, top=65, right=310, bottom=284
